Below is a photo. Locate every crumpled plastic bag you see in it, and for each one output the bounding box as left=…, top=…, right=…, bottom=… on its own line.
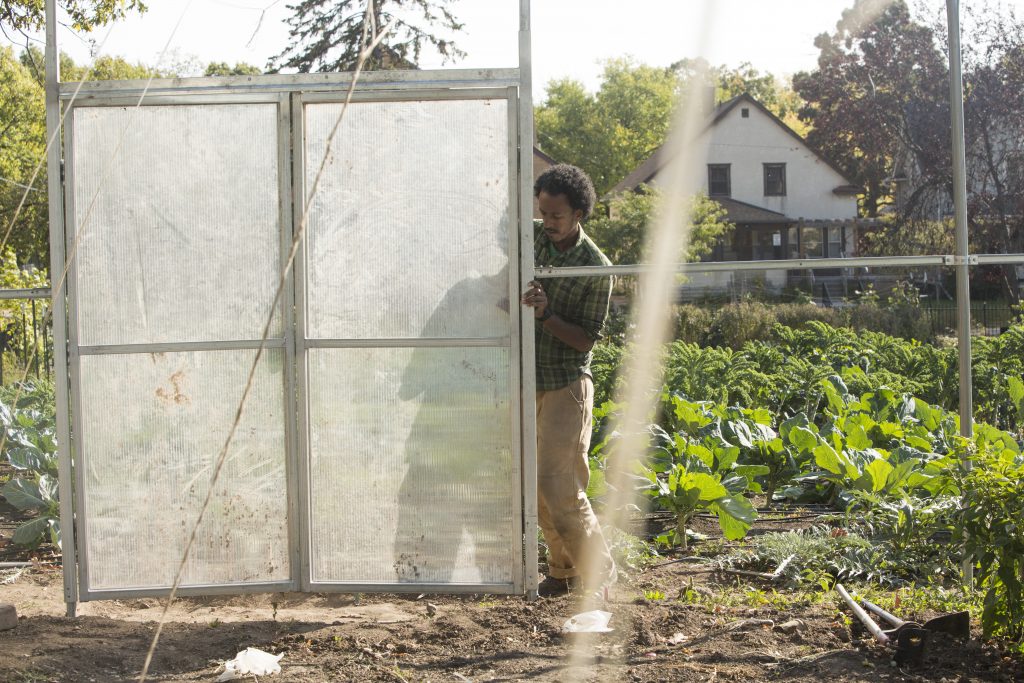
left=561, top=610, right=614, bottom=633
left=216, top=647, right=284, bottom=681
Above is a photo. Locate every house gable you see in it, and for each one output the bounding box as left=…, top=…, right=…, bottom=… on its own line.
left=610, top=94, right=859, bottom=222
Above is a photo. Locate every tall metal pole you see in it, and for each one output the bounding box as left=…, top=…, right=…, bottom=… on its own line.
left=946, top=0, right=975, bottom=587
left=946, top=0, right=973, bottom=443
left=517, top=0, right=538, bottom=600
left=44, top=0, right=79, bottom=617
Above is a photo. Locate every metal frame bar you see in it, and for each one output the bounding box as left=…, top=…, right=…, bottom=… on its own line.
left=62, top=105, right=91, bottom=599
left=59, top=93, right=299, bottom=108
left=0, top=288, right=51, bottom=300
left=506, top=84, right=525, bottom=594
left=277, top=92, right=303, bottom=593
left=9, top=252, right=1024, bottom=301
left=58, top=69, right=521, bottom=99
left=947, top=0, right=974, bottom=445
left=534, top=254, right=1024, bottom=278
left=290, top=93, right=314, bottom=593
left=80, top=581, right=296, bottom=601
left=44, top=0, right=78, bottom=619
left=518, top=0, right=539, bottom=600
left=304, top=337, right=510, bottom=349
left=77, top=340, right=287, bottom=355
left=299, top=87, right=512, bottom=105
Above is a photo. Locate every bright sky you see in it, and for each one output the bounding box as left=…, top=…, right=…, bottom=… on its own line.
left=7, top=0, right=1024, bottom=100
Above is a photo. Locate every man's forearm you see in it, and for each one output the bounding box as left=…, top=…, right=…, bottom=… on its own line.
left=538, top=312, right=595, bottom=353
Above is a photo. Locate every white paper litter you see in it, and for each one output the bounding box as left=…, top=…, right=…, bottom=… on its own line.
left=216, top=647, right=284, bottom=681
left=561, top=610, right=614, bottom=633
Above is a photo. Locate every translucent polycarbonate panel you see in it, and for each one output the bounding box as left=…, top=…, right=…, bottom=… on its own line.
left=71, top=104, right=282, bottom=346
left=307, top=347, right=515, bottom=585
left=78, top=350, right=289, bottom=591
left=304, top=99, right=511, bottom=340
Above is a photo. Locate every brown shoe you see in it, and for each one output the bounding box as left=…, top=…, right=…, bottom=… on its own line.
left=538, top=576, right=580, bottom=597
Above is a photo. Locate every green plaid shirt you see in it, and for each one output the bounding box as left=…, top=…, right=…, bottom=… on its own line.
left=533, top=220, right=613, bottom=391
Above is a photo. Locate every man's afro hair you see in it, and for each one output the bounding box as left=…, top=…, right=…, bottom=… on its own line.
left=533, top=164, right=597, bottom=219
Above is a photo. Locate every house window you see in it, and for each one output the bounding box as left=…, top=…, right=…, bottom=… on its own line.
left=800, top=226, right=823, bottom=258
left=708, top=164, right=731, bottom=197
left=741, top=107, right=750, bottom=118
left=764, top=163, right=786, bottom=196
left=827, top=226, right=843, bottom=257
left=786, top=226, right=800, bottom=259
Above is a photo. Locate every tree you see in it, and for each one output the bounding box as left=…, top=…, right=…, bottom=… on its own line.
left=0, top=46, right=47, bottom=266
left=957, top=4, right=1024, bottom=302
left=793, top=0, right=949, bottom=218
left=536, top=59, right=678, bottom=197
left=673, top=58, right=806, bottom=132
left=586, top=187, right=734, bottom=267
left=20, top=45, right=181, bottom=85
left=1, top=0, right=144, bottom=34
left=805, top=0, right=1024, bottom=302
left=205, top=62, right=262, bottom=77
left=270, top=0, right=464, bottom=73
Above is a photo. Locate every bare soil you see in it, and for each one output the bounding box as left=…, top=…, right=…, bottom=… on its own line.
left=1, top=504, right=1022, bottom=682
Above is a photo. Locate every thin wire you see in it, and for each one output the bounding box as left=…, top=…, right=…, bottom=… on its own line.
left=246, top=0, right=284, bottom=48
left=135, top=6, right=397, bottom=682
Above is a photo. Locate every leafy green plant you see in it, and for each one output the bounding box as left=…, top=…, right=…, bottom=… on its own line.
left=0, top=380, right=60, bottom=547
left=957, top=446, right=1024, bottom=646
left=631, top=396, right=761, bottom=549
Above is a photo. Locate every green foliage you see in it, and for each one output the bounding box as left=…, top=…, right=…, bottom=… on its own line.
left=599, top=317, right=1024, bottom=435
left=957, top=447, right=1024, bottom=643
left=0, top=47, right=47, bottom=266
left=587, top=186, right=734, bottom=267
left=536, top=59, right=679, bottom=196
left=725, top=526, right=877, bottom=585
left=672, top=58, right=806, bottom=132
left=1, top=0, right=144, bottom=33
left=627, top=394, right=764, bottom=548
left=0, top=380, right=59, bottom=548
left=793, top=0, right=949, bottom=217
left=204, top=62, right=262, bottom=77
left=604, top=526, right=658, bottom=574
left=0, top=246, right=49, bottom=347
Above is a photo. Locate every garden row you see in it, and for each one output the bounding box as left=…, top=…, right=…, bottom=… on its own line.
left=588, top=320, right=1024, bottom=647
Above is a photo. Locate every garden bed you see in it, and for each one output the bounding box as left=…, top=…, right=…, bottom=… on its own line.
left=1, top=511, right=1021, bottom=683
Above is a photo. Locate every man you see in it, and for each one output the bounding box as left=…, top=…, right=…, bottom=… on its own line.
left=521, top=163, right=617, bottom=597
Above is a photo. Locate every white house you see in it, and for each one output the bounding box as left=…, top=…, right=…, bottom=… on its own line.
left=610, top=93, right=864, bottom=297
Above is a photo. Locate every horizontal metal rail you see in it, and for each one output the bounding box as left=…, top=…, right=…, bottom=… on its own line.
left=534, top=253, right=1024, bottom=278
left=59, top=68, right=521, bottom=100
left=0, top=287, right=52, bottom=300
left=1, top=254, right=1022, bottom=297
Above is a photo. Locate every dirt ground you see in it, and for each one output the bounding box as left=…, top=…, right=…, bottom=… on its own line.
left=2, top=502, right=1023, bottom=682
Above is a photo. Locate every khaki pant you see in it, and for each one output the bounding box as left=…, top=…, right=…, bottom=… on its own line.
left=536, top=375, right=617, bottom=588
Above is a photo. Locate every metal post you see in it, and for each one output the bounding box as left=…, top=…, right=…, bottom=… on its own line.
left=45, top=0, right=79, bottom=617
left=518, top=0, right=538, bottom=600
left=946, top=0, right=975, bottom=587
left=30, top=298, right=38, bottom=377
left=946, top=0, right=972, bottom=441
